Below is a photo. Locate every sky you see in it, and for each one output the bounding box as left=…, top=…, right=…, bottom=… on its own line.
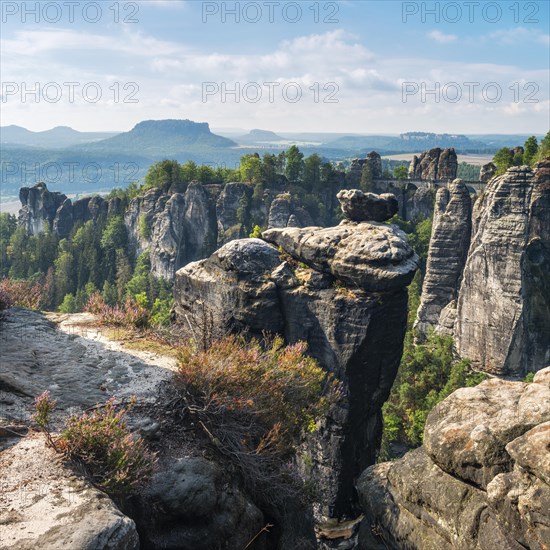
left=1, top=0, right=549, bottom=134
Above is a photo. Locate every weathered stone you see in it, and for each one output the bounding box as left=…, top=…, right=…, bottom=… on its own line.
left=347, top=152, right=383, bottom=185
left=408, top=148, right=458, bottom=181
left=268, top=193, right=314, bottom=228
left=0, top=436, right=139, bottom=550
left=125, top=183, right=218, bottom=280
left=53, top=198, right=74, bottom=238
left=357, top=367, right=550, bottom=550
left=414, top=180, right=472, bottom=339
left=480, top=162, right=496, bottom=182
left=423, top=374, right=550, bottom=489
left=454, top=163, right=550, bottom=376
left=19, top=182, right=67, bottom=235
left=139, top=457, right=265, bottom=550
left=366, top=151, right=383, bottom=179
left=263, top=221, right=418, bottom=292
left=174, top=212, right=418, bottom=526
left=216, top=182, right=252, bottom=244
left=336, top=189, right=398, bottom=222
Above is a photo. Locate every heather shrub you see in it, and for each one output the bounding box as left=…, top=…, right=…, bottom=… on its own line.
left=32, top=390, right=57, bottom=448
left=58, top=398, right=156, bottom=496
left=85, top=291, right=150, bottom=328
left=176, top=335, right=341, bottom=503
left=0, top=287, right=11, bottom=313
left=0, top=278, right=43, bottom=309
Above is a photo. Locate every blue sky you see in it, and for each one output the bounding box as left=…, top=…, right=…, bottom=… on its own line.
left=1, top=0, right=549, bottom=133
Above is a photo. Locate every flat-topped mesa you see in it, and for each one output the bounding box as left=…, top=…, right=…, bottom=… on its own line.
left=336, top=189, right=398, bottom=222
left=173, top=196, right=418, bottom=526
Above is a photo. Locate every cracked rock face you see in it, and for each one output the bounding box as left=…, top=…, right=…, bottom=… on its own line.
left=125, top=182, right=218, bottom=280
left=336, top=189, right=398, bottom=222
left=263, top=221, right=418, bottom=292
left=357, top=367, right=550, bottom=550
left=267, top=193, right=314, bottom=228
left=408, top=147, right=458, bottom=181
left=414, top=179, right=472, bottom=340
left=173, top=196, right=418, bottom=526
left=454, top=163, right=550, bottom=376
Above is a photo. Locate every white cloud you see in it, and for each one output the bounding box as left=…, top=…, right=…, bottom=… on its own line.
left=428, top=30, right=457, bottom=44
left=0, top=27, right=547, bottom=134
left=489, top=27, right=550, bottom=46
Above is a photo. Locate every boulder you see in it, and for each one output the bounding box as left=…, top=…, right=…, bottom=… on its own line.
left=263, top=221, right=418, bottom=292
left=336, top=189, right=398, bottom=222
left=0, top=433, right=139, bottom=550
left=138, top=457, right=265, bottom=550
left=357, top=367, right=550, bottom=550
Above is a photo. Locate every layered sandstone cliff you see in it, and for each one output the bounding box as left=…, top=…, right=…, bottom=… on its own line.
left=173, top=191, right=418, bottom=542
left=408, top=148, right=458, bottom=181
left=454, top=162, right=550, bottom=376
left=414, top=180, right=472, bottom=340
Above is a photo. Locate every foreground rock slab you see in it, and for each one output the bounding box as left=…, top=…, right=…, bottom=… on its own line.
left=0, top=435, right=139, bottom=550
left=357, top=367, right=550, bottom=550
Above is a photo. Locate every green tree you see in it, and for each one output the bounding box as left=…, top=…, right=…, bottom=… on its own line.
left=196, top=165, right=216, bottom=184
left=523, top=136, right=539, bottom=166
left=59, top=293, right=77, bottom=313
left=181, top=160, right=198, bottom=183
left=126, top=252, right=151, bottom=298
left=100, top=217, right=128, bottom=282
left=303, top=154, right=322, bottom=191
left=54, top=243, right=75, bottom=306
left=240, top=153, right=262, bottom=183
left=393, top=165, right=408, bottom=180
left=285, top=145, right=304, bottom=182
left=261, top=154, right=278, bottom=185
left=145, top=160, right=186, bottom=192
left=536, top=131, right=550, bottom=162
left=236, top=192, right=251, bottom=231
left=0, top=213, right=17, bottom=276
left=116, top=250, right=133, bottom=302
left=493, top=147, right=513, bottom=175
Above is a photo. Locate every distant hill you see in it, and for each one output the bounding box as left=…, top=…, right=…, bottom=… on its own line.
left=83, top=119, right=237, bottom=154
left=325, top=132, right=493, bottom=154
left=0, top=125, right=118, bottom=148
left=237, top=129, right=287, bottom=145
left=324, top=135, right=395, bottom=150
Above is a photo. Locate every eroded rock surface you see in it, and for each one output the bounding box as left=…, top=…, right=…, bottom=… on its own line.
left=414, top=180, right=472, bottom=339
left=454, top=163, right=550, bottom=376
left=336, top=189, right=398, bottom=222
left=357, top=367, right=550, bottom=550
left=0, top=308, right=265, bottom=550
left=263, top=221, right=418, bottom=292
left=173, top=194, right=418, bottom=533
left=125, top=183, right=218, bottom=280
left=268, top=193, right=314, bottom=228
left=408, top=148, right=458, bottom=181
left=0, top=436, right=139, bottom=550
